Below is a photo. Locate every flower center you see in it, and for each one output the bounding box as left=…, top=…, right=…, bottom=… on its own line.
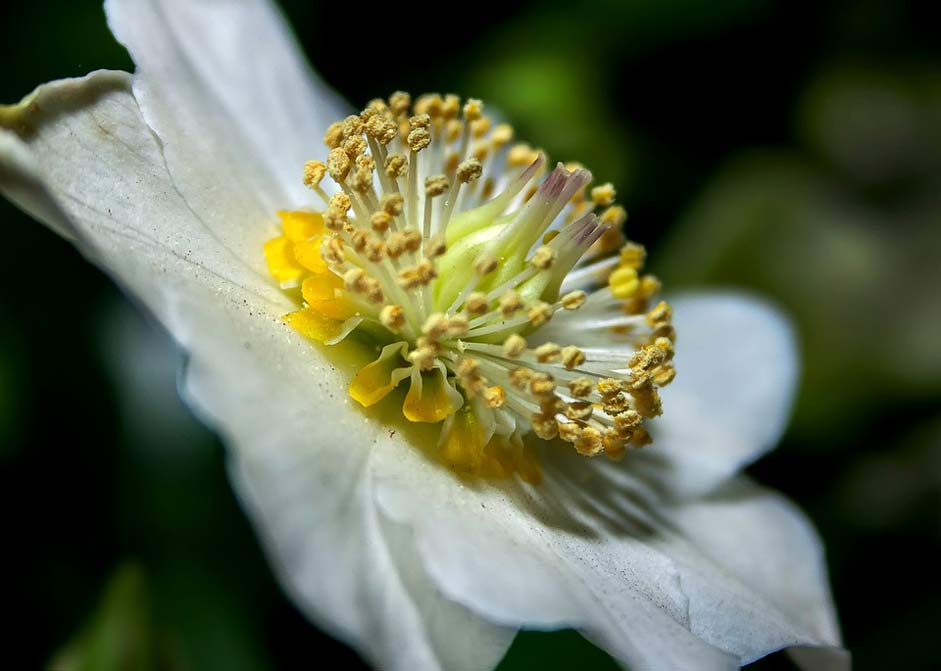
left=263, top=92, right=676, bottom=482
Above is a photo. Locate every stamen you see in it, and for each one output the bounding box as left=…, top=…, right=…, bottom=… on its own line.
left=263, top=91, right=678, bottom=479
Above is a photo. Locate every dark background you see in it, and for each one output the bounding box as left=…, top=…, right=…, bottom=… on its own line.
left=1, top=0, right=939, bottom=669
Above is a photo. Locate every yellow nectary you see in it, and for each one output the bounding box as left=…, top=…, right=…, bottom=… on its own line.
left=263, top=92, right=677, bottom=481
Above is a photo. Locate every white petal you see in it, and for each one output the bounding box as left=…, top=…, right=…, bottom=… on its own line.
left=374, top=443, right=842, bottom=670
left=0, top=71, right=289, bottom=324
left=105, top=0, right=351, bottom=270
left=1, top=70, right=512, bottom=669
left=633, top=291, right=799, bottom=498
left=655, top=477, right=846, bottom=668
left=373, top=447, right=740, bottom=671
left=182, top=303, right=515, bottom=671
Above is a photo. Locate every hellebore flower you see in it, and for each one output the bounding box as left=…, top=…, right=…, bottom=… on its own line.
left=0, top=1, right=846, bottom=668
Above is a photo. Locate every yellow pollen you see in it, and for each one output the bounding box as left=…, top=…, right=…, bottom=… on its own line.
left=380, top=305, right=405, bottom=333
left=502, top=334, right=527, bottom=358
left=499, top=291, right=523, bottom=317
left=530, top=245, right=556, bottom=270
left=527, top=301, right=553, bottom=327
left=303, top=160, right=326, bottom=189
left=464, top=292, right=489, bottom=316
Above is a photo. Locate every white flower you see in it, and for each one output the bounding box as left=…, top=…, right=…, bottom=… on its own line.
left=0, top=0, right=846, bottom=669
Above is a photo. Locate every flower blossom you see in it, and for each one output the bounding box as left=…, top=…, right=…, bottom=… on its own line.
left=0, top=0, right=846, bottom=669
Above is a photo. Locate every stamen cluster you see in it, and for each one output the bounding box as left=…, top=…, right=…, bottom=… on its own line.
left=263, top=92, right=676, bottom=479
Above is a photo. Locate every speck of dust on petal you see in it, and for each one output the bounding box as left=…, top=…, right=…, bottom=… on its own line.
left=263, top=92, right=677, bottom=483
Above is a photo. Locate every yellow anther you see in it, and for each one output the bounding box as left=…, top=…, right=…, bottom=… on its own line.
left=456, top=158, right=483, bottom=183
left=365, top=238, right=386, bottom=263
left=463, top=98, right=483, bottom=121
left=499, top=291, right=523, bottom=317
left=483, top=385, right=506, bottom=408
left=567, top=377, right=593, bottom=398
left=558, top=421, right=580, bottom=443
left=602, top=429, right=627, bottom=460
left=422, top=313, right=450, bottom=340
left=386, top=232, right=407, bottom=259
left=342, top=135, right=366, bottom=159
left=528, top=371, right=555, bottom=396
left=490, top=123, right=513, bottom=147
left=565, top=402, right=593, bottom=422
left=446, top=120, right=463, bottom=143
left=455, top=357, right=486, bottom=395
left=619, top=242, right=646, bottom=270
left=330, top=193, right=352, bottom=213
left=574, top=427, right=604, bottom=456
left=535, top=343, right=561, bottom=363
left=527, top=301, right=553, bottom=327
left=600, top=205, right=628, bottom=228
left=471, top=117, right=491, bottom=138
left=603, top=392, right=630, bottom=416
left=379, top=305, right=405, bottom=333
left=531, top=413, right=559, bottom=440
left=370, top=211, right=392, bottom=234
left=608, top=266, right=640, bottom=299
left=613, top=409, right=641, bottom=434
left=655, top=336, right=675, bottom=360
left=351, top=229, right=370, bottom=252
left=474, top=254, right=499, bottom=276
left=407, top=128, right=431, bottom=152
left=561, top=290, right=587, bottom=310
left=630, top=385, right=663, bottom=418
left=389, top=91, right=411, bottom=116
left=591, top=183, right=616, bottom=206
left=597, top=378, right=625, bottom=396
left=415, top=93, right=444, bottom=118
left=321, top=237, right=345, bottom=264
left=652, top=364, right=676, bottom=386
left=385, top=154, right=408, bottom=179
left=509, top=367, right=534, bottom=389
left=425, top=235, right=447, bottom=259
left=402, top=229, right=422, bottom=252
left=409, top=114, right=431, bottom=130
left=365, top=97, right=388, bottom=113
left=327, top=147, right=352, bottom=181
left=341, top=114, right=364, bottom=138
left=640, top=274, right=662, bottom=298
left=442, top=94, right=461, bottom=119
left=343, top=267, right=367, bottom=292
left=425, top=175, right=450, bottom=197
left=630, top=427, right=652, bottom=447
left=471, top=142, right=489, bottom=162
left=381, top=193, right=404, bottom=216
left=447, top=314, right=469, bottom=338
left=398, top=259, right=438, bottom=289
left=647, top=301, right=672, bottom=328
left=502, top=334, right=527, bottom=358
left=561, top=346, right=585, bottom=370
left=356, top=154, right=376, bottom=172
left=464, top=292, right=489, bottom=316
left=323, top=121, right=344, bottom=148
left=303, top=161, right=326, bottom=189
left=375, top=118, right=398, bottom=145
left=408, top=341, right=439, bottom=371
left=507, top=144, right=538, bottom=167
left=530, top=245, right=556, bottom=270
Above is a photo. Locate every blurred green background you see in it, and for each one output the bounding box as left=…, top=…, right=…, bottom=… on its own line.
left=1, top=0, right=939, bottom=669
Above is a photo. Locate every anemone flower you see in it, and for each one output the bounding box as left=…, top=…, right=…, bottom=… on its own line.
left=0, top=1, right=847, bottom=668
